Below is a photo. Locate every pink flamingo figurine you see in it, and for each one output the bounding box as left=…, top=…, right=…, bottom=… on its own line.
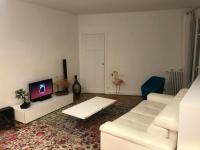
left=111, top=71, right=124, bottom=94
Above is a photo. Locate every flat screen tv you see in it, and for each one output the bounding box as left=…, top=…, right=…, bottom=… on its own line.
left=29, top=79, right=53, bottom=102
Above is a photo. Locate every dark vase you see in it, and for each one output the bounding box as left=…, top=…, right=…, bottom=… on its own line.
left=72, top=75, right=81, bottom=97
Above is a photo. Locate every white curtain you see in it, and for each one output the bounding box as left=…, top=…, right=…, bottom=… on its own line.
left=182, top=10, right=196, bottom=87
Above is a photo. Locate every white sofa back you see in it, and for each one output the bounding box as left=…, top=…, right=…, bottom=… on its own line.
left=178, top=75, right=200, bottom=150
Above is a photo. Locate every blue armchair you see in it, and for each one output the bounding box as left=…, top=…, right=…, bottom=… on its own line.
left=141, top=76, right=165, bottom=100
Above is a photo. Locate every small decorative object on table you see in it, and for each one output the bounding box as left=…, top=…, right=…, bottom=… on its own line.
left=15, top=89, right=30, bottom=109
left=72, top=75, right=81, bottom=97
left=54, top=79, right=69, bottom=96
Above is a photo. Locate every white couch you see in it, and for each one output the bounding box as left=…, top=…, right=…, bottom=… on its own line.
left=100, top=89, right=188, bottom=150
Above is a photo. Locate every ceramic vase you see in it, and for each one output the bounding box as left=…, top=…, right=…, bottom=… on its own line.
left=72, top=75, right=81, bottom=97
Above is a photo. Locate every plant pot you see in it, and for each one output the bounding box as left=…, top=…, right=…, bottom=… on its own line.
left=72, top=75, right=81, bottom=97
left=20, top=102, right=31, bottom=109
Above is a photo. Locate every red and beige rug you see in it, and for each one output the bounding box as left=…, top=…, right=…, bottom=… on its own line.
left=0, top=104, right=132, bottom=150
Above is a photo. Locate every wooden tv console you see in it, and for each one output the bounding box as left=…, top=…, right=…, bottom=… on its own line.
left=12, top=93, right=73, bottom=124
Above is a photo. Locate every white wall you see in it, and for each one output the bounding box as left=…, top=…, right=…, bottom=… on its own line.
left=197, top=8, right=200, bottom=17
left=0, top=0, right=79, bottom=108
left=178, top=75, right=200, bottom=150
left=79, top=9, right=185, bottom=95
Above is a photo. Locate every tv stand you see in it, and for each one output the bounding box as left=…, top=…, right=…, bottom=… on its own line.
left=32, top=94, right=52, bottom=102
left=12, top=93, right=73, bottom=124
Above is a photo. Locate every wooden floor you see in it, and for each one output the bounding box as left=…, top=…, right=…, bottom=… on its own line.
left=75, top=93, right=143, bottom=107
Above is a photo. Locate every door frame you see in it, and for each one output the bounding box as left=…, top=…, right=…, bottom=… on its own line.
left=80, top=32, right=106, bottom=93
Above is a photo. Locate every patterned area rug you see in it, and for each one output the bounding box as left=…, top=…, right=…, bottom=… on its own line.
left=0, top=103, right=132, bottom=150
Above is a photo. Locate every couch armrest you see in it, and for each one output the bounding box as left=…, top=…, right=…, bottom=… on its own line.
left=147, top=93, right=174, bottom=104
left=100, top=122, right=176, bottom=150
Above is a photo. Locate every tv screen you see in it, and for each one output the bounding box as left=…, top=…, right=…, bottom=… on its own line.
left=29, top=79, right=53, bottom=102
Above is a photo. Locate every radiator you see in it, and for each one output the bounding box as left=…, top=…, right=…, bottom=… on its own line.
left=166, top=69, right=184, bottom=95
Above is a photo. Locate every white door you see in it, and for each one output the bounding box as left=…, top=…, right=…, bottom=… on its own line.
left=83, top=33, right=105, bottom=93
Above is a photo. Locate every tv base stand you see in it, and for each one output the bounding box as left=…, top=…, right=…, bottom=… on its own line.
left=12, top=93, right=73, bottom=124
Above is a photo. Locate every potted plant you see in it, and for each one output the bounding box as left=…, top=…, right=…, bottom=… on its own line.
left=15, top=89, right=31, bottom=109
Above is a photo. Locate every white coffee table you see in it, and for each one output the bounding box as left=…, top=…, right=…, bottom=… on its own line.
left=62, top=96, right=116, bottom=119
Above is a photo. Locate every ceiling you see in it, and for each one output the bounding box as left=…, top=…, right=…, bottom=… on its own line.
left=21, top=0, right=200, bottom=14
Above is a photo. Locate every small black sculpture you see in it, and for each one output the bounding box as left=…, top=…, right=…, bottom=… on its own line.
left=72, top=75, right=81, bottom=97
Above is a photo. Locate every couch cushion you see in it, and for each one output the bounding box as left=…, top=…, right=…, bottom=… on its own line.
left=147, top=123, right=169, bottom=138
left=141, top=101, right=166, bottom=110
left=114, top=118, right=148, bottom=131
left=147, top=93, right=175, bottom=104
left=153, top=89, right=188, bottom=132
left=114, top=112, right=154, bottom=131
left=130, top=101, right=165, bottom=118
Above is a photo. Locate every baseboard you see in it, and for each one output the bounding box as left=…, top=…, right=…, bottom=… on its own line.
left=83, top=88, right=105, bottom=93
left=82, top=88, right=141, bottom=96
left=105, top=90, right=141, bottom=96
